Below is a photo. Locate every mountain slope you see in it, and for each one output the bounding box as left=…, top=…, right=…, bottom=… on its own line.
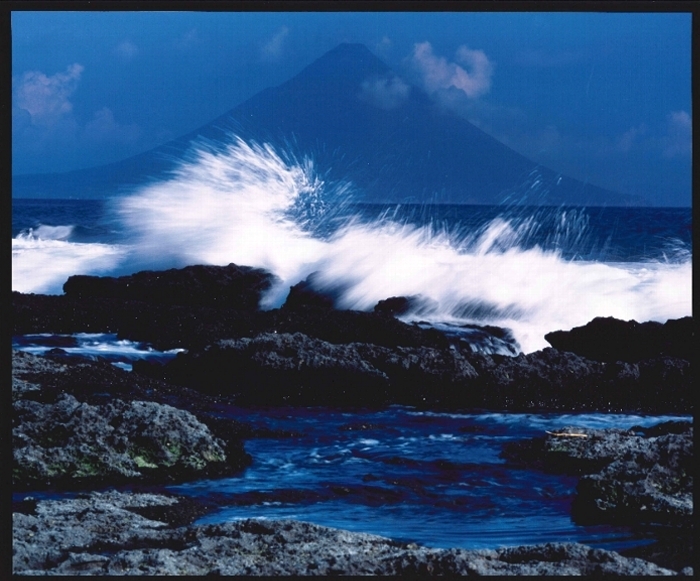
left=13, top=43, right=645, bottom=206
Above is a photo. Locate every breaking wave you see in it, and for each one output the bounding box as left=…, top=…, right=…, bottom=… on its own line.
left=12, top=136, right=692, bottom=353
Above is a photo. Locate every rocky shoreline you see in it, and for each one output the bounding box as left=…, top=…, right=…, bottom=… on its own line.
left=12, top=263, right=694, bottom=575
left=14, top=491, right=686, bottom=576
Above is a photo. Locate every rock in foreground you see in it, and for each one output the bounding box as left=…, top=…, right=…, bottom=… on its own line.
left=13, top=491, right=682, bottom=576
left=500, top=421, right=693, bottom=572
left=502, top=423, right=693, bottom=527
left=12, top=350, right=251, bottom=490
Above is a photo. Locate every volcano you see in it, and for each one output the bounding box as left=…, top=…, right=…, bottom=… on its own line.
left=13, top=43, right=645, bottom=206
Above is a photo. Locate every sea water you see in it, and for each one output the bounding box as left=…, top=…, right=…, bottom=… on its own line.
left=12, top=135, right=692, bottom=550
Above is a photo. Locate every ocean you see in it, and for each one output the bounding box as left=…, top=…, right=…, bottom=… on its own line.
left=12, top=137, right=692, bottom=552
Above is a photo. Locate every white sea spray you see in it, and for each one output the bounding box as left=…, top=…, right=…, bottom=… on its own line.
left=12, top=136, right=692, bottom=353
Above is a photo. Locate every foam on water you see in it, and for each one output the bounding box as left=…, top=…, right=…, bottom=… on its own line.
left=12, top=136, right=691, bottom=353
left=12, top=231, right=128, bottom=295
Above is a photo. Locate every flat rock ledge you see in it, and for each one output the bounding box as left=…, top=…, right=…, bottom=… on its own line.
left=13, top=491, right=686, bottom=576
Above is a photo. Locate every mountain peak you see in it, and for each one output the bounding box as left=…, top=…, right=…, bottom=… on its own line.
left=13, top=43, right=644, bottom=206
left=287, top=43, right=391, bottom=88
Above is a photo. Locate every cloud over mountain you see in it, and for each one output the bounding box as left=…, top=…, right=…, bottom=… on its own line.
left=409, top=42, right=493, bottom=99
left=358, top=74, right=411, bottom=110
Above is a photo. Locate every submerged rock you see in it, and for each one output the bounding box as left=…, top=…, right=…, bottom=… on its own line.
left=13, top=491, right=681, bottom=576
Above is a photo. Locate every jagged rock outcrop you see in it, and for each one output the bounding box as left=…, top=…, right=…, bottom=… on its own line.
left=545, top=316, right=694, bottom=362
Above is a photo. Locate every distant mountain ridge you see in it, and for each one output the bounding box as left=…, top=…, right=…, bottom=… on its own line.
left=13, top=43, right=646, bottom=206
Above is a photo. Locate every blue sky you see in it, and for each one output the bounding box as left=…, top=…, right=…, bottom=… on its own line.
left=11, top=10, right=692, bottom=206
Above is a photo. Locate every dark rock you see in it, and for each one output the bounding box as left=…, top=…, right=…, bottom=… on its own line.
left=12, top=350, right=252, bottom=490
left=13, top=393, right=231, bottom=490
left=153, top=332, right=482, bottom=407
left=13, top=283, right=453, bottom=353
left=147, top=333, right=691, bottom=413
left=63, top=263, right=278, bottom=310
left=572, top=428, right=693, bottom=527
left=11, top=265, right=693, bottom=413
left=501, top=422, right=693, bottom=527
left=283, top=273, right=337, bottom=309
left=619, top=531, right=694, bottom=574
left=475, top=348, right=691, bottom=413
left=374, top=295, right=423, bottom=316
left=545, top=316, right=693, bottom=363
left=13, top=491, right=679, bottom=575
left=158, top=332, right=392, bottom=406
left=270, top=307, right=451, bottom=350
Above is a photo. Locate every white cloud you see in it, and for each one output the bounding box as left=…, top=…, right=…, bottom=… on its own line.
left=409, top=42, right=493, bottom=99
left=14, top=63, right=84, bottom=127
left=614, top=124, right=648, bottom=154
left=359, top=74, right=410, bottom=110
left=375, top=36, right=392, bottom=56
left=115, top=40, right=139, bottom=60
left=661, top=110, right=691, bottom=158
left=261, top=26, right=289, bottom=60
left=12, top=64, right=145, bottom=173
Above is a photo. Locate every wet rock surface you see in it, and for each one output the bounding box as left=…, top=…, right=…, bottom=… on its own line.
left=13, top=491, right=682, bottom=576
left=14, top=394, right=229, bottom=489
left=138, top=335, right=691, bottom=413
left=501, top=423, right=693, bottom=523
left=144, top=332, right=481, bottom=407
left=12, top=265, right=692, bottom=414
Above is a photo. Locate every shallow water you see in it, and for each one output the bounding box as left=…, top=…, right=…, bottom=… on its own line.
left=12, top=335, right=690, bottom=552
left=169, top=405, right=689, bottom=551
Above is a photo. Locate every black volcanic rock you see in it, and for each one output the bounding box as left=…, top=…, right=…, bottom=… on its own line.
left=143, top=333, right=691, bottom=413
left=374, top=296, right=420, bottom=316
left=63, top=263, right=277, bottom=310
left=12, top=263, right=692, bottom=413
left=147, top=332, right=482, bottom=408
left=283, top=274, right=337, bottom=310
left=13, top=43, right=641, bottom=206
left=544, top=316, right=693, bottom=362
